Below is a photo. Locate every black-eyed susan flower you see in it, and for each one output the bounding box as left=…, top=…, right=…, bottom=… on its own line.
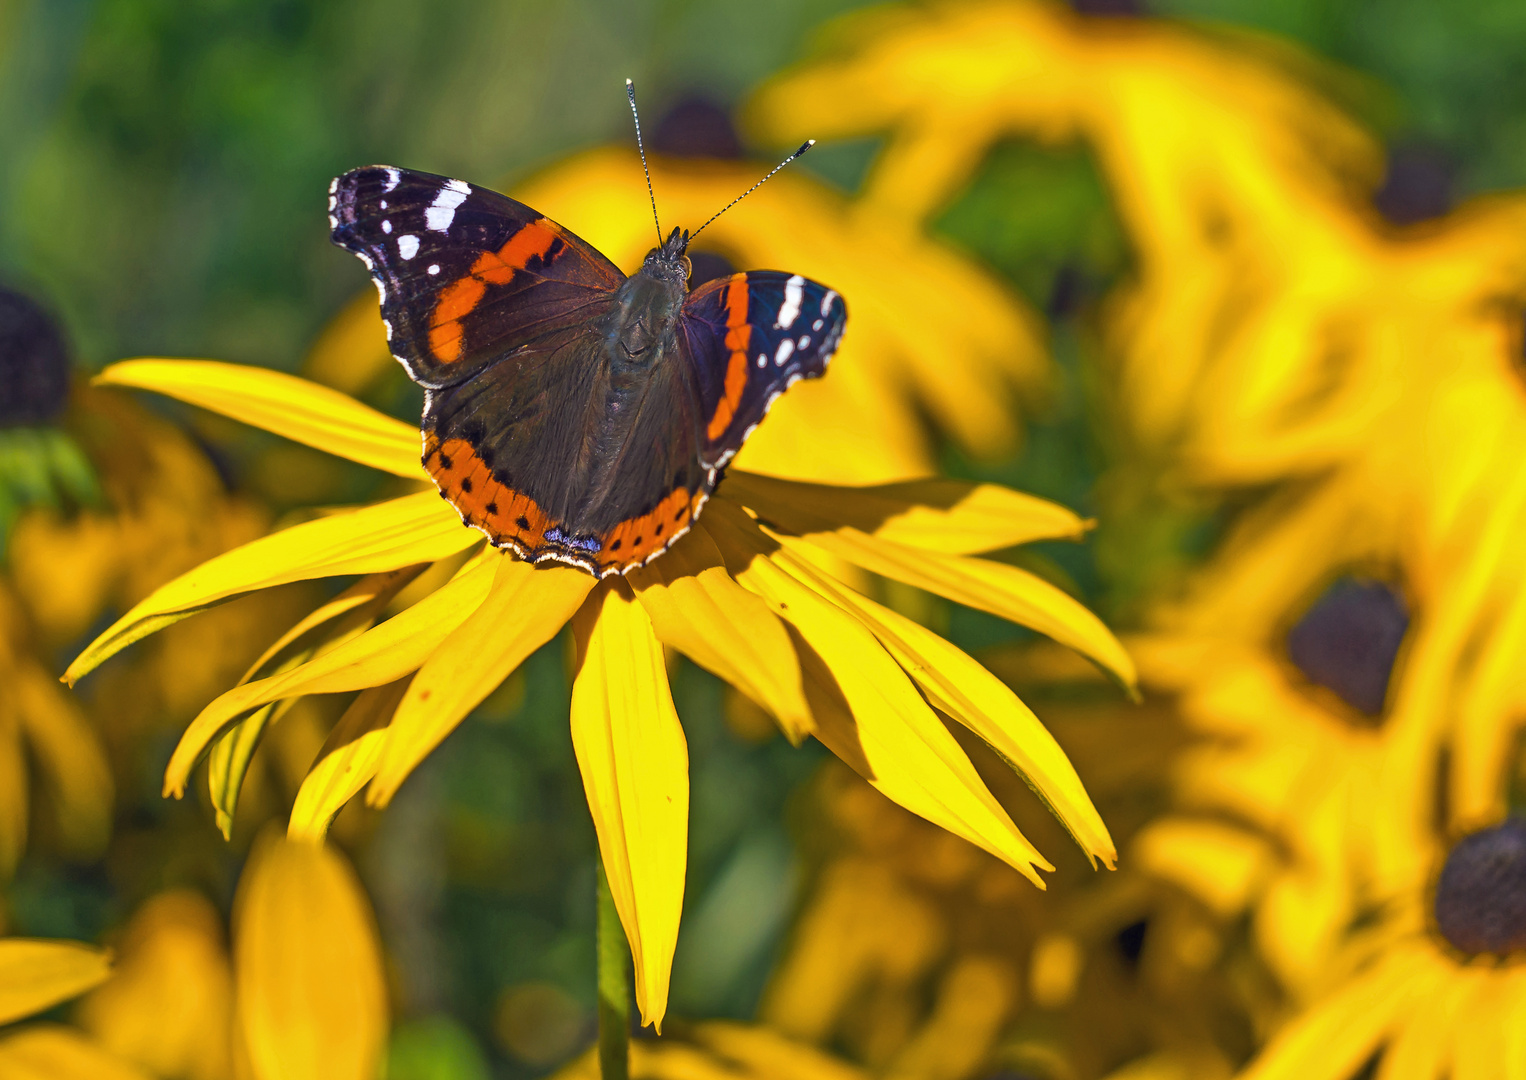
left=69, top=358, right=1135, bottom=1030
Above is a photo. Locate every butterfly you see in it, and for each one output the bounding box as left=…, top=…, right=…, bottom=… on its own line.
left=327, top=156, right=847, bottom=578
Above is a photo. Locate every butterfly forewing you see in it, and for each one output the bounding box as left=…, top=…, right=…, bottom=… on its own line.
left=329, top=166, right=624, bottom=388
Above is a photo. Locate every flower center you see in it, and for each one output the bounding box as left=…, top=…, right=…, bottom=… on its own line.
left=1434, top=818, right=1526, bottom=956
left=0, top=288, right=71, bottom=427
left=1286, top=575, right=1408, bottom=718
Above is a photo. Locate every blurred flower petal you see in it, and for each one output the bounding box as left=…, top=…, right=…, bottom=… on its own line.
left=96, top=360, right=421, bottom=477
left=0, top=707, right=25, bottom=878
left=702, top=501, right=1051, bottom=884
left=0, top=1025, right=153, bottom=1080
left=806, top=568, right=1115, bottom=867
left=369, top=555, right=594, bottom=806
left=570, top=582, right=689, bottom=1031
left=0, top=939, right=113, bottom=1024
left=724, top=470, right=1088, bottom=554
left=66, top=491, right=474, bottom=685
left=788, top=527, right=1137, bottom=690
left=628, top=523, right=812, bottom=742
left=234, top=832, right=387, bottom=1080
left=12, top=663, right=113, bottom=858
left=163, top=553, right=496, bottom=798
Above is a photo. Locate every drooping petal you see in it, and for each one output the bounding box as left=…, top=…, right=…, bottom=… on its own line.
left=369, top=556, right=595, bottom=806
left=0, top=1025, right=154, bottom=1080
left=783, top=526, right=1137, bottom=690
left=164, top=553, right=498, bottom=798
left=569, top=583, right=689, bottom=1031
left=700, top=502, right=1052, bottom=884
left=67, top=491, right=475, bottom=685
left=288, top=679, right=411, bottom=843
left=724, top=472, right=1088, bottom=554
left=234, top=832, right=388, bottom=1080
left=627, top=527, right=812, bottom=742
left=0, top=939, right=113, bottom=1024
left=95, top=360, right=421, bottom=477
left=797, top=563, right=1116, bottom=867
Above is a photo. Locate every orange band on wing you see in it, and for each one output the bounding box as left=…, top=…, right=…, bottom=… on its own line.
left=425, top=435, right=554, bottom=549
left=595, top=486, right=694, bottom=570
left=426, top=219, right=564, bottom=363
left=705, top=275, right=752, bottom=441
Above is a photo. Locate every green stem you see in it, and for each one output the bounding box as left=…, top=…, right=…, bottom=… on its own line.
left=596, top=862, right=631, bottom=1080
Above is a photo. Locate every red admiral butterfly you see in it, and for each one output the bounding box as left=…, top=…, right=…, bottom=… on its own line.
left=328, top=84, right=847, bottom=577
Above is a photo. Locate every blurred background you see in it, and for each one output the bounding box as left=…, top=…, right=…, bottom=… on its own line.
left=4, top=1, right=1526, bottom=1078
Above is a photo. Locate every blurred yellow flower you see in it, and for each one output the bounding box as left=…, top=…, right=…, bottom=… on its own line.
left=552, top=1018, right=872, bottom=1080
left=307, top=145, right=1048, bottom=484
left=75, top=833, right=387, bottom=1080
left=0, top=934, right=148, bottom=1079
left=69, top=358, right=1134, bottom=1030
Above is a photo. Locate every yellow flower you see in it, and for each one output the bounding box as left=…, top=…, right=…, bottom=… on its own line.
left=74, top=831, right=388, bottom=1080
left=307, top=145, right=1048, bottom=484
left=70, top=358, right=1135, bottom=1030
left=0, top=934, right=144, bottom=1079
left=1234, top=818, right=1526, bottom=1080
left=552, top=1018, right=873, bottom=1080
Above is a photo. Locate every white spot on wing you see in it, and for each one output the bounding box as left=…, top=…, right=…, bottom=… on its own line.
left=776, top=274, right=804, bottom=329
left=820, top=290, right=837, bottom=315
left=756, top=353, right=766, bottom=368
left=379, top=199, right=387, bottom=210
left=383, top=168, right=401, bottom=192
left=427, top=264, right=440, bottom=275
left=798, top=335, right=810, bottom=348
left=398, top=234, right=420, bottom=260
left=426, top=179, right=470, bottom=232
left=381, top=220, right=392, bottom=233
left=774, top=339, right=794, bottom=366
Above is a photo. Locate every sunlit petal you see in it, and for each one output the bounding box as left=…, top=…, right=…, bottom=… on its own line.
left=784, top=526, right=1137, bottom=690
left=569, top=583, right=689, bottom=1031
left=0, top=940, right=113, bottom=1025
left=369, top=555, right=595, bottom=806
left=234, top=832, right=387, bottom=1080
left=724, top=471, right=1088, bottom=554
left=164, top=553, right=497, bottom=798
left=798, top=564, right=1115, bottom=866
left=701, top=501, right=1051, bottom=884
left=96, top=359, right=421, bottom=477
left=66, top=491, right=474, bottom=685
left=628, top=527, right=812, bottom=742
left=288, top=679, right=411, bottom=843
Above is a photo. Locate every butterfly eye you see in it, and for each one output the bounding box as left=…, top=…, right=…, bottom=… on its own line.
left=681, top=255, right=693, bottom=282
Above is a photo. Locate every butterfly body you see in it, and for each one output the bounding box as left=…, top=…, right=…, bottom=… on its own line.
left=329, top=165, right=846, bottom=577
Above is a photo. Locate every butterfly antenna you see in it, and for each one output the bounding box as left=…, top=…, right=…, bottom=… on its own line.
left=686, top=140, right=815, bottom=247
left=626, top=79, right=663, bottom=247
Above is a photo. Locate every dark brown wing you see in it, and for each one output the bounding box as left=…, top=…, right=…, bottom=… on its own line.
left=329, top=165, right=624, bottom=388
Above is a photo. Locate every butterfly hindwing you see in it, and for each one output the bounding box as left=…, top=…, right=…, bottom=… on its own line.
left=680, top=271, right=847, bottom=467
left=329, top=166, right=624, bottom=388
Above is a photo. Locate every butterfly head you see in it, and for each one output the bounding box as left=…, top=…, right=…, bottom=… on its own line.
left=640, top=226, right=694, bottom=289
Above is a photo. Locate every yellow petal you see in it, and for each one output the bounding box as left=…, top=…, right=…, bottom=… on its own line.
left=701, top=501, right=1052, bottom=884
left=95, top=359, right=420, bottom=477
left=12, top=662, right=113, bottom=859
left=0, top=707, right=25, bottom=878
left=0, top=939, right=113, bottom=1024
left=163, top=552, right=498, bottom=798
left=798, top=564, right=1115, bottom=867
left=0, top=1025, right=154, bottom=1080
left=369, top=555, right=595, bottom=806
left=207, top=567, right=428, bottom=838
left=627, top=527, right=812, bottom=742
left=687, top=1021, right=871, bottom=1080
left=570, top=583, right=689, bottom=1031
left=67, top=491, right=474, bottom=685
left=785, top=526, right=1137, bottom=690
left=724, top=471, right=1088, bottom=554
left=288, top=679, right=411, bottom=843
left=234, top=832, right=387, bottom=1080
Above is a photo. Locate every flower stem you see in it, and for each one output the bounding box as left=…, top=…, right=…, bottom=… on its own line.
left=596, top=862, right=630, bottom=1080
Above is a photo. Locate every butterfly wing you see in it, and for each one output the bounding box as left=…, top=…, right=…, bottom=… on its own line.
left=329, top=165, right=625, bottom=388
left=680, top=271, right=848, bottom=468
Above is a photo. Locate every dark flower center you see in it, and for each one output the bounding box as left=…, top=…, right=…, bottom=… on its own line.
left=652, top=97, right=742, bottom=160
left=0, top=288, right=71, bottom=426
left=1434, top=818, right=1526, bottom=956
left=1286, top=575, right=1408, bottom=717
